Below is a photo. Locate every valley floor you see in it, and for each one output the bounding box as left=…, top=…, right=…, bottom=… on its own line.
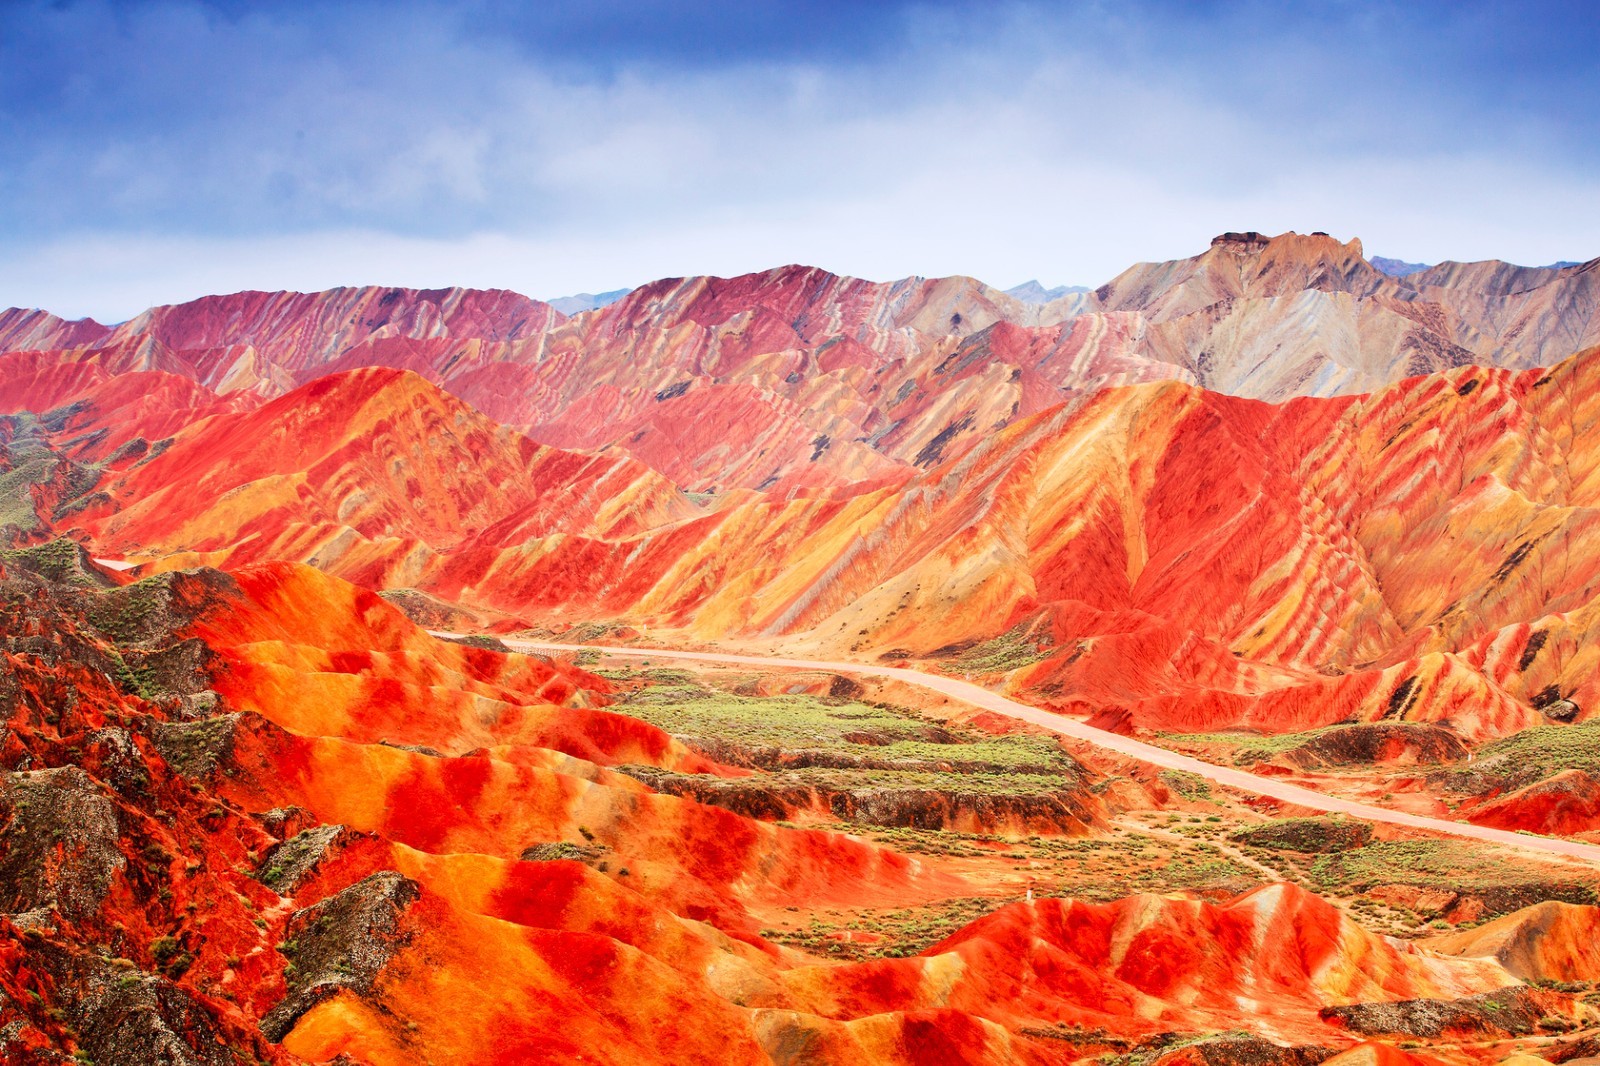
left=505, top=637, right=1600, bottom=867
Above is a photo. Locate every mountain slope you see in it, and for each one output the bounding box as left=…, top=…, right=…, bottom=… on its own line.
left=9, top=232, right=1595, bottom=493
left=17, top=340, right=1600, bottom=748
left=3, top=548, right=1590, bottom=1064
left=66, top=366, right=704, bottom=594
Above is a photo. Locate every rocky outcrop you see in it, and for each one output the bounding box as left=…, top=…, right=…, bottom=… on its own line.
left=260, top=871, right=421, bottom=1042
left=16, top=942, right=237, bottom=1066
left=1231, top=818, right=1373, bottom=853
left=0, top=539, right=115, bottom=589
left=1149, top=1034, right=1336, bottom=1066
left=1275, top=723, right=1468, bottom=768
left=254, top=824, right=357, bottom=896
left=83, top=568, right=241, bottom=646
left=0, top=767, right=123, bottom=922
left=618, top=765, right=1102, bottom=835
left=118, top=638, right=216, bottom=698
left=148, top=715, right=239, bottom=780
left=1319, top=986, right=1571, bottom=1039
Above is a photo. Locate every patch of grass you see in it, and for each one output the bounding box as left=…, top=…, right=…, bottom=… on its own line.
left=871, top=826, right=1263, bottom=897
left=1309, top=840, right=1465, bottom=888
left=0, top=538, right=102, bottom=587
left=0, top=450, right=54, bottom=530
left=1464, top=721, right=1600, bottom=783
left=1156, top=727, right=1335, bottom=765
left=1231, top=816, right=1372, bottom=853
left=607, top=668, right=1102, bottom=834
left=771, top=831, right=1270, bottom=961
left=1098, top=1030, right=1264, bottom=1066
left=1158, top=769, right=1212, bottom=800
left=527, top=620, right=636, bottom=644
left=634, top=667, right=699, bottom=685
left=638, top=764, right=1080, bottom=799
left=105, top=647, right=162, bottom=701
left=617, top=682, right=1069, bottom=772
left=938, top=620, right=1057, bottom=675
left=765, top=895, right=1000, bottom=959
left=440, top=634, right=509, bottom=652
left=1304, top=839, right=1596, bottom=908
left=83, top=574, right=171, bottom=643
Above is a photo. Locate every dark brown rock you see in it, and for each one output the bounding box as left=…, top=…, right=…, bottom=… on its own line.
left=261, top=871, right=421, bottom=1043
left=1320, top=986, right=1559, bottom=1038
left=0, top=766, right=124, bottom=921
left=1278, top=723, right=1467, bottom=769
left=26, top=942, right=234, bottom=1066
left=1230, top=817, right=1372, bottom=854
left=1147, top=1033, right=1335, bottom=1066
left=148, top=715, right=239, bottom=780
left=256, top=824, right=358, bottom=896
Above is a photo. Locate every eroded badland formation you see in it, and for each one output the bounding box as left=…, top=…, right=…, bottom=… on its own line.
left=4, top=231, right=1600, bottom=1063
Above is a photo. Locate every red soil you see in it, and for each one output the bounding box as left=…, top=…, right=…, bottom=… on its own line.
left=1467, top=770, right=1600, bottom=837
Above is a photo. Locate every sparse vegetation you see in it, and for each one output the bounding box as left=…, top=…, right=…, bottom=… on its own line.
left=1157, top=727, right=1335, bottom=765
left=615, top=680, right=1072, bottom=773
left=1458, top=721, right=1600, bottom=785
left=1158, top=769, right=1213, bottom=800
left=1307, top=839, right=1599, bottom=906
left=609, top=671, right=1097, bottom=832
left=0, top=538, right=101, bottom=585
left=1231, top=817, right=1372, bottom=853
left=762, top=895, right=998, bottom=958
left=83, top=574, right=173, bottom=644
left=933, top=619, right=1057, bottom=675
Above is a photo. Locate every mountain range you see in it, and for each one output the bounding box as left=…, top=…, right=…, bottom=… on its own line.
left=6, top=231, right=1600, bottom=1064
left=6, top=231, right=1596, bottom=495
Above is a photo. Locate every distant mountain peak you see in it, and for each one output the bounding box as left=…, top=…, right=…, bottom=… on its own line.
left=1209, top=230, right=1274, bottom=247
left=1371, top=256, right=1433, bottom=277
left=1004, top=280, right=1089, bottom=304
left=546, top=288, right=632, bottom=316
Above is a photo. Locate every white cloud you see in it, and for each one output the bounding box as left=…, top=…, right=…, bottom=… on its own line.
left=2, top=0, right=1597, bottom=319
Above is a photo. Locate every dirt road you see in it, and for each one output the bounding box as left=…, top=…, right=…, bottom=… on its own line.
left=498, top=638, right=1600, bottom=867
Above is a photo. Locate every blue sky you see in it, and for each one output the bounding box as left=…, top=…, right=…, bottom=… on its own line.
left=2, top=0, right=1597, bottom=319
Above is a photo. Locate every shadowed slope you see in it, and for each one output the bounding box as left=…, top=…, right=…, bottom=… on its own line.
left=1426, top=901, right=1600, bottom=982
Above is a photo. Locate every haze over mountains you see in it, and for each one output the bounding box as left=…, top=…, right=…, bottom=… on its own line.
left=544, top=287, right=632, bottom=316
left=1004, top=281, right=1091, bottom=304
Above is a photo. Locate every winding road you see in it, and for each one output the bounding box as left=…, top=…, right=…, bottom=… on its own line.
left=498, top=638, right=1600, bottom=867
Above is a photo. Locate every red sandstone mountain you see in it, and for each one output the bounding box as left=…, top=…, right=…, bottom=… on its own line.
left=8, top=239, right=1600, bottom=1062
left=55, top=363, right=700, bottom=592
left=7, top=233, right=1595, bottom=493
left=13, top=337, right=1600, bottom=749
left=1427, top=900, right=1600, bottom=982
left=0, top=548, right=1583, bottom=1064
